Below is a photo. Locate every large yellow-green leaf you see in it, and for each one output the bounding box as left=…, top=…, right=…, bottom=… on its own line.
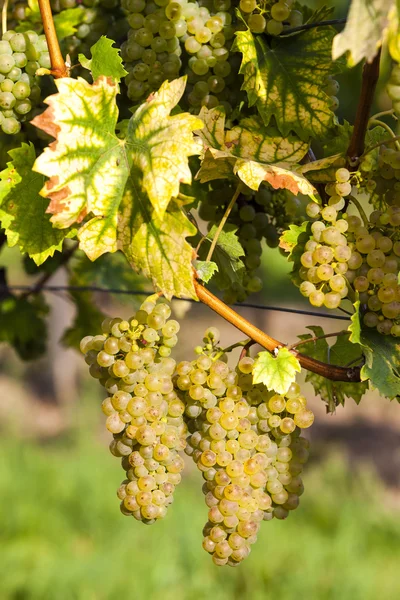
left=0, top=143, right=75, bottom=265
left=33, top=76, right=201, bottom=228
left=233, top=27, right=338, bottom=140
left=32, top=77, right=200, bottom=298
left=117, top=184, right=196, bottom=299
left=333, top=0, right=393, bottom=66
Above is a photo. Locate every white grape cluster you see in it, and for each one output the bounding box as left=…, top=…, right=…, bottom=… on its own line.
left=238, top=0, right=302, bottom=36
left=121, top=0, right=239, bottom=112
left=360, top=145, right=400, bottom=208
left=299, top=168, right=353, bottom=310
left=299, top=168, right=400, bottom=334
left=80, top=297, right=187, bottom=523
left=348, top=207, right=400, bottom=336
left=179, top=328, right=314, bottom=566
left=0, top=30, right=48, bottom=134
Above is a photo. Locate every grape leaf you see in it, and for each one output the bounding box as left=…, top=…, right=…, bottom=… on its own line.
left=332, top=0, right=394, bottom=66
left=54, top=8, right=84, bottom=39
left=117, top=192, right=197, bottom=299
left=0, top=293, right=48, bottom=360
left=197, top=225, right=245, bottom=290
left=388, top=4, right=400, bottom=61
left=0, top=143, right=75, bottom=265
left=33, top=76, right=202, bottom=227
left=349, top=302, right=400, bottom=399
left=79, top=36, right=127, bottom=83
left=196, top=108, right=315, bottom=196
left=279, top=222, right=311, bottom=256
left=61, top=287, right=105, bottom=350
left=252, top=348, right=301, bottom=395
left=197, top=107, right=309, bottom=164
left=233, top=26, right=339, bottom=140
left=298, top=326, right=368, bottom=411
left=194, top=260, right=218, bottom=283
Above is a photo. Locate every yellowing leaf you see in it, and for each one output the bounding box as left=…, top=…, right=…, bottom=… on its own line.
left=234, top=27, right=339, bottom=140
left=252, top=348, right=301, bottom=395
left=333, top=0, right=393, bottom=66
left=32, top=77, right=200, bottom=298
left=117, top=189, right=196, bottom=299
left=196, top=108, right=315, bottom=198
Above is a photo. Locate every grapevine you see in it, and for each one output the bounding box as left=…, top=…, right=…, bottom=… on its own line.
left=0, top=0, right=399, bottom=569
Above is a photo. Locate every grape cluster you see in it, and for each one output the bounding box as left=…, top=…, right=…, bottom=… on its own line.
left=198, top=181, right=303, bottom=302
left=178, top=328, right=314, bottom=566
left=0, top=30, right=46, bottom=134
left=238, top=0, right=302, bottom=36
left=80, top=297, right=187, bottom=523
left=122, top=0, right=240, bottom=111
left=299, top=168, right=354, bottom=309
left=360, top=144, right=400, bottom=208
left=348, top=207, right=400, bottom=336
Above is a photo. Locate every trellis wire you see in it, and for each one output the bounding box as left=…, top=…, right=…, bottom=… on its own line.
left=4, top=284, right=350, bottom=322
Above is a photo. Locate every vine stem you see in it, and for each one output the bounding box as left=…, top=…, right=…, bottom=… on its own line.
left=288, top=330, right=349, bottom=351
left=21, top=244, right=77, bottom=299
left=346, top=50, right=381, bottom=166
left=38, top=0, right=69, bottom=78
left=2, top=0, right=8, bottom=34
left=206, top=183, right=242, bottom=262
left=349, top=194, right=369, bottom=228
left=364, top=134, right=400, bottom=155
left=194, top=281, right=361, bottom=383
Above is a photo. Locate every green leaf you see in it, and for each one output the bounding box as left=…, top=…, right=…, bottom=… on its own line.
left=252, top=347, right=301, bottom=395
left=332, top=0, right=394, bottom=66
left=0, top=293, right=48, bottom=360
left=297, top=326, right=368, bottom=410
left=54, top=7, right=84, bottom=40
left=279, top=222, right=310, bottom=256
left=194, top=260, right=218, bottom=283
left=388, top=4, right=400, bottom=62
left=349, top=303, right=400, bottom=399
left=0, top=143, right=75, bottom=265
left=233, top=26, right=339, bottom=140
left=79, top=36, right=127, bottom=83
left=197, top=225, right=245, bottom=290
left=61, top=287, right=105, bottom=350
left=196, top=110, right=316, bottom=197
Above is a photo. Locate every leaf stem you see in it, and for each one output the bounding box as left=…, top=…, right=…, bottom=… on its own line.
left=370, top=109, right=396, bottom=121
left=206, top=183, right=242, bottom=262
left=363, top=134, right=400, bottom=155
left=194, top=281, right=362, bottom=383
left=38, top=0, right=69, bottom=78
left=213, top=338, right=252, bottom=360
left=369, top=119, right=400, bottom=150
left=2, top=0, right=8, bottom=34
left=346, top=50, right=381, bottom=166
left=282, top=18, right=347, bottom=36
left=288, top=330, right=349, bottom=351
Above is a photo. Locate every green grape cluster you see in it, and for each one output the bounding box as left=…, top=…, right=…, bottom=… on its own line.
left=299, top=168, right=354, bottom=309
left=198, top=181, right=303, bottom=303
left=239, top=0, right=302, bottom=36
left=346, top=207, right=400, bottom=336
left=80, top=296, right=187, bottom=524
left=178, top=328, right=313, bottom=566
left=122, top=0, right=240, bottom=112
left=0, top=29, right=46, bottom=134
left=360, top=144, right=400, bottom=208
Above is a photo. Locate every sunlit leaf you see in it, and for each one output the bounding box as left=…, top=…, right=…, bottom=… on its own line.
left=194, top=260, right=218, bottom=283
left=79, top=36, right=127, bottom=83
left=252, top=347, right=301, bottom=395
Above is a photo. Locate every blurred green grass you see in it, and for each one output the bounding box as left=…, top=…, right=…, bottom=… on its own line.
left=1, top=407, right=400, bottom=600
